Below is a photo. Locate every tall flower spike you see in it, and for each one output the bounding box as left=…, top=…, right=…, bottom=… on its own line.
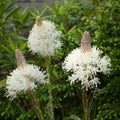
left=63, top=31, right=111, bottom=89
left=28, top=16, right=62, bottom=57
left=36, top=16, right=42, bottom=26
left=80, top=31, right=91, bottom=53
left=15, top=49, right=26, bottom=67
left=6, top=49, right=47, bottom=99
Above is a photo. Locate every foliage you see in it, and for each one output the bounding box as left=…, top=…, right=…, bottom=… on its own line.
left=45, top=0, right=120, bottom=119
left=0, top=0, right=120, bottom=120
left=0, top=0, right=32, bottom=78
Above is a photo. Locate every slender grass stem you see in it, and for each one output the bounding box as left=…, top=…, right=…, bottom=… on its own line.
left=29, top=90, right=44, bottom=120
left=45, top=57, right=55, bottom=120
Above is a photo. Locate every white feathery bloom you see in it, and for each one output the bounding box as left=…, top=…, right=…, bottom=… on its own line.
left=63, top=31, right=111, bottom=90
left=28, top=16, right=62, bottom=57
left=6, top=50, right=47, bottom=99
left=6, top=64, right=47, bottom=98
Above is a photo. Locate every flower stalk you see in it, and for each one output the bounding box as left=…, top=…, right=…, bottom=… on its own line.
left=82, top=88, right=90, bottom=120
left=80, top=32, right=91, bottom=120
left=15, top=49, right=44, bottom=120
left=45, top=57, right=55, bottom=120
left=27, top=16, right=62, bottom=120
left=29, top=90, right=44, bottom=120
left=63, top=31, right=111, bottom=120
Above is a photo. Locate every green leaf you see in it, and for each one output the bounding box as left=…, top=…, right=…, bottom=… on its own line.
left=46, top=6, right=55, bottom=14
left=4, top=6, right=21, bottom=20
left=1, top=45, right=12, bottom=54
left=0, top=79, right=6, bottom=89
left=20, top=42, right=27, bottom=50
left=60, top=22, right=66, bottom=32
left=17, top=36, right=27, bottom=41
left=9, top=39, right=16, bottom=51
left=40, top=6, right=48, bottom=17
left=67, top=26, right=77, bottom=34
left=23, top=11, right=31, bottom=24
left=0, top=3, right=5, bottom=17
left=52, top=70, right=59, bottom=79
left=31, top=8, right=40, bottom=17
left=6, top=1, right=16, bottom=11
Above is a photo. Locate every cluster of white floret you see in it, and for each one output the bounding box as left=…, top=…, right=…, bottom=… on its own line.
left=6, top=49, right=47, bottom=99
left=28, top=16, right=62, bottom=57
left=6, top=17, right=111, bottom=99
left=63, top=31, right=111, bottom=90
left=6, top=64, right=47, bottom=98
left=6, top=16, right=62, bottom=99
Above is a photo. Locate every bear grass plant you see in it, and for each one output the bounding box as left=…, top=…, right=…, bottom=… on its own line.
left=0, top=0, right=120, bottom=120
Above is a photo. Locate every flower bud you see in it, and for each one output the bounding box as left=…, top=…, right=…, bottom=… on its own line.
left=80, top=31, right=91, bottom=53
left=15, top=49, right=26, bottom=68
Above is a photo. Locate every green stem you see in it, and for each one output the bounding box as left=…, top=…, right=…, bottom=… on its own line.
left=82, top=88, right=90, bottom=120
left=45, top=57, right=55, bottom=120
left=29, top=90, right=44, bottom=120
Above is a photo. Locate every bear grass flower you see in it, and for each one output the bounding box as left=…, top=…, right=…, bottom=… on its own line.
left=28, top=16, right=62, bottom=57
left=6, top=49, right=47, bottom=99
left=63, top=31, right=111, bottom=90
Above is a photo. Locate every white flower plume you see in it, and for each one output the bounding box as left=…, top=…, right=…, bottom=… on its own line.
left=28, top=16, right=62, bottom=57
left=63, top=31, right=111, bottom=90
left=6, top=49, right=47, bottom=99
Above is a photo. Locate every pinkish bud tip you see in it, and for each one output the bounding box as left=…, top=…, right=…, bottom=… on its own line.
left=15, top=49, right=26, bottom=67
left=80, top=31, right=91, bottom=53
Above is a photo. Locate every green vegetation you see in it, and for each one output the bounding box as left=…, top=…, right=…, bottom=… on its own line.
left=0, top=0, right=120, bottom=120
